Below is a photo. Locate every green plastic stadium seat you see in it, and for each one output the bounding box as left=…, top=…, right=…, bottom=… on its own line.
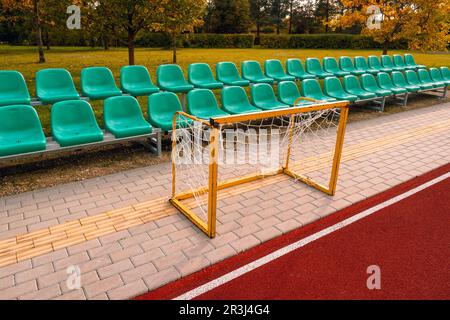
left=368, top=56, right=392, bottom=73
left=440, top=67, right=450, bottom=82
left=377, top=72, right=407, bottom=95
left=360, top=74, right=392, bottom=97
left=405, top=70, right=433, bottom=90
left=381, top=55, right=403, bottom=72
left=339, top=56, right=365, bottom=76
left=51, top=100, right=104, bottom=147
left=188, top=63, right=223, bottom=90
left=264, top=59, right=295, bottom=82
left=36, top=68, right=80, bottom=104
left=301, top=79, right=336, bottom=102
left=286, top=59, right=316, bottom=80
left=216, top=62, right=250, bottom=87
left=404, top=54, right=426, bottom=69
left=342, top=75, right=377, bottom=100
left=251, top=83, right=290, bottom=110
left=104, top=96, right=152, bottom=139
left=120, top=65, right=159, bottom=96
left=429, top=68, right=450, bottom=86
left=148, top=92, right=185, bottom=131
left=417, top=69, right=445, bottom=88
left=242, top=61, right=274, bottom=84
left=354, top=56, right=378, bottom=75
left=0, top=71, right=31, bottom=107
left=323, top=77, right=358, bottom=102
left=221, top=86, right=261, bottom=114
left=0, top=105, right=46, bottom=157
left=393, top=54, right=415, bottom=70
left=305, top=58, right=333, bottom=79
left=157, top=64, right=194, bottom=93
left=187, top=89, right=229, bottom=119
left=278, top=81, right=314, bottom=106
left=323, top=57, right=350, bottom=77
left=391, top=72, right=420, bottom=92
left=81, top=67, right=122, bottom=100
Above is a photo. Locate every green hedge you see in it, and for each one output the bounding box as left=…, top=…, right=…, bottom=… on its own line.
left=136, top=33, right=255, bottom=48
left=259, top=34, right=407, bottom=50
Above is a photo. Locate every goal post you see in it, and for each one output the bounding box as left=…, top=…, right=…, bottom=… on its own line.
left=170, top=100, right=350, bottom=238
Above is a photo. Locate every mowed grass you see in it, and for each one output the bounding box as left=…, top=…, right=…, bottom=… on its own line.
left=1, top=45, right=449, bottom=136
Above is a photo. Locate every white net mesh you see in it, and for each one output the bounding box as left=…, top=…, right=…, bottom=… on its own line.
left=172, top=107, right=342, bottom=226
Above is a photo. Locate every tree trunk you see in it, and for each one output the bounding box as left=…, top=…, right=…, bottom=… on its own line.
left=128, top=30, right=135, bottom=65
left=33, top=0, right=45, bottom=63
left=288, top=0, right=293, bottom=34
left=45, top=30, right=50, bottom=50
left=172, top=35, right=177, bottom=64
left=382, top=41, right=389, bottom=55
left=256, top=23, right=261, bottom=45
left=325, top=0, right=329, bottom=33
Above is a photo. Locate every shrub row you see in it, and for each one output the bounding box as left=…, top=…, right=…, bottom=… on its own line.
left=259, top=34, right=408, bottom=50
left=136, top=33, right=255, bottom=49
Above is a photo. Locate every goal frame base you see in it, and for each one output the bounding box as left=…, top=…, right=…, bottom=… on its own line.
left=170, top=100, right=350, bottom=238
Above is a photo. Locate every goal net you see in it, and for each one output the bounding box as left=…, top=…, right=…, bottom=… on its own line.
left=170, top=101, right=349, bottom=238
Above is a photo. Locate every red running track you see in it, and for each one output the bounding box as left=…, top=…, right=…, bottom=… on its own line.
left=136, top=164, right=450, bottom=300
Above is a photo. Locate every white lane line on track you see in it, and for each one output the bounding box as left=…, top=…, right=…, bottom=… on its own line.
left=174, top=172, right=450, bottom=300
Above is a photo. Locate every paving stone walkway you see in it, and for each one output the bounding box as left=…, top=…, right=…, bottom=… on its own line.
left=0, top=103, right=449, bottom=300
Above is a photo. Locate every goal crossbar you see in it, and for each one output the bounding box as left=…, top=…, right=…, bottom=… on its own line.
left=170, top=99, right=350, bottom=238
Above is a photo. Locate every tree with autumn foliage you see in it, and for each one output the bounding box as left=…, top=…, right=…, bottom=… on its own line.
left=158, top=0, right=207, bottom=63
left=329, top=0, right=450, bottom=54
left=1, top=0, right=46, bottom=62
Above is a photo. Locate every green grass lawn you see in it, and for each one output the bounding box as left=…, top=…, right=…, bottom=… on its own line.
left=1, top=45, right=449, bottom=136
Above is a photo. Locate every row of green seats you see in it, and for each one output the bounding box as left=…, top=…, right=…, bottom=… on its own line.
left=0, top=96, right=156, bottom=157
left=1, top=54, right=441, bottom=108
left=324, top=69, right=449, bottom=102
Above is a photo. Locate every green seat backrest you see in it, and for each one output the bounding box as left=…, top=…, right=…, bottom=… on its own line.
left=251, top=83, right=279, bottom=105
left=305, top=58, right=324, bottom=74
left=381, top=55, right=394, bottom=68
left=36, top=68, right=78, bottom=98
left=343, top=75, right=363, bottom=91
left=278, top=81, right=301, bottom=104
left=323, top=57, right=340, bottom=72
left=324, top=77, right=345, bottom=95
left=429, top=68, right=444, bottom=82
left=417, top=69, right=432, bottom=83
left=120, top=65, right=154, bottom=90
left=391, top=71, right=408, bottom=86
left=51, top=100, right=100, bottom=134
left=405, top=70, right=420, bottom=84
left=81, top=67, right=119, bottom=93
left=377, top=72, right=394, bottom=88
left=187, top=89, right=221, bottom=116
left=361, top=74, right=379, bottom=89
left=393, top=55, right=406, bottom=67
left=440, top=67, right=450, bottom=80
left=0, top=71, right=31, bottom=106
left=354, top=56, right=369, bottom=70
left=265, top=59, right=287, bottom=77
left=404, top=54, right=417, bottom=66
left=286, top=59, right=307, bottom=76
left=339, top=56, right=355, bottom=71
left=222, top=86, right=251, bottom=106
left=0, top=105, right=45, bottom=142
left=301, top=79, right=324, bottom=97
left=148, top=92, right=183, bottom=128
left=368, top=56, right=382, bottom=68
left=242, top=61, right=265, bottom=79
left=104, top=96, right=145, bottom=124
left=216, top=62, right=242, bottom=82
left=188, top=63, right=217, bottom=85
left=157, top=64, right=188, bottom=87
